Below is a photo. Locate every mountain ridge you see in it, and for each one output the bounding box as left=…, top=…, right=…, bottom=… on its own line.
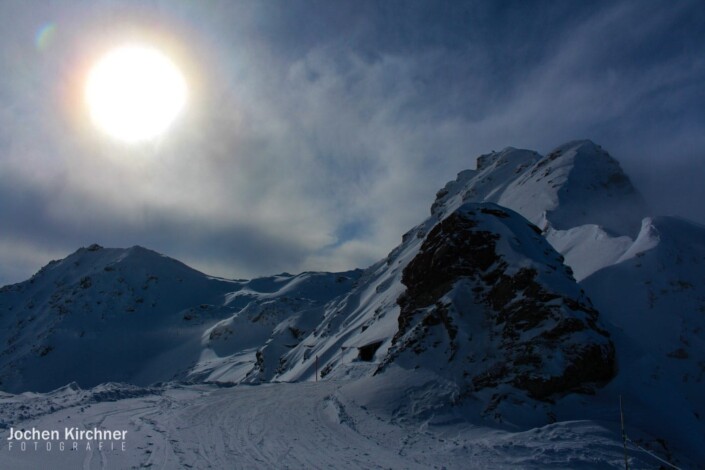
left=1, top=139, right=703, bottom=465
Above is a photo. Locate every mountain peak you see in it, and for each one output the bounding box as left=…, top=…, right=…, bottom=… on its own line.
left=551, top=138, right=601, bottom=152
left=535, top=140, right=647, bottom=235
left=36, top=244, right=197, bottom=282
left=435, top=140, right=648, bottom=236
left=0, top=244, right=234, bottom=392
left=542, top=140, right=621, bottom=174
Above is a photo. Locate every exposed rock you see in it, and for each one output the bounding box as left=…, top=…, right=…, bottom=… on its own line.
left=383, top=203, right=616, bottom=402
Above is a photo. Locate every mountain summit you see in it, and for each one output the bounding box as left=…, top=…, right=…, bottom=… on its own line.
left=1, top=140, right=703, bottom=465
left=432, top=140, right=649, bottom=280
left=433, top=140, right=647, bottom=236
left=0, top=244, right=235, bottom=392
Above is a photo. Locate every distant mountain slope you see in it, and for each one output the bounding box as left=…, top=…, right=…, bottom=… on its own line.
left=0, top=244, right=360, bottom=392
left=0, top=244, right=235, bottom=392
left=432, top=140, right=648, bottom=279
left=191, top=269, right=361, bottom=384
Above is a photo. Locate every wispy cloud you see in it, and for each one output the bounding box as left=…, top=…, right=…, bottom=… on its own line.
left=0, top=0, right=703, bottom=285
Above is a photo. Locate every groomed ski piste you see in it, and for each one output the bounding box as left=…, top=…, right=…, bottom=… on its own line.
left=0, top=375, right=663, bottom=469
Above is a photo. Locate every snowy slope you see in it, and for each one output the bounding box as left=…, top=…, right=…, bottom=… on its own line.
left=432, top=140, right=648, bottom=280
left=580, top=216, right=705, bottom=462
left=0, top=244, right=236, bottom=392
left=191, top=269, right=361, bottom=384
left=544, top=225, right=633, bottom=282
left=433, top=140, right=646, bottom=235
left=0, top=245, right=361, bottom=393
left=0, top=379, right=667, bottom=469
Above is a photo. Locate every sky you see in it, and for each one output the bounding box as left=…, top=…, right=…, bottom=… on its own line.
left=0, top=0, right=703, bottom=286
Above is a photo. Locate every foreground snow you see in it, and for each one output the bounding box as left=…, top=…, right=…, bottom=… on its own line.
left=0, top=378, right=661, bottom=469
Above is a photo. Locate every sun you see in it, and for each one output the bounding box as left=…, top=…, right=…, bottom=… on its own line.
left=85, top=45, right=187, bottom=143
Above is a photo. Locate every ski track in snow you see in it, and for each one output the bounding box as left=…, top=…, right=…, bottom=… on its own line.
left=0, top=381, right=655, bottom=470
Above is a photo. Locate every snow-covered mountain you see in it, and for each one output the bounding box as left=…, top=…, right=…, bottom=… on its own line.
left=0, top=244, right=234, bottom=392
left=267, top=201, right=617, bottom=419
left=432, top=140, right=648, bottom=280
left=192, top=268, right=361, bottom=384
left=1, top=139, right=703, bottom=468
left=0, top=244, right=361, bottom=392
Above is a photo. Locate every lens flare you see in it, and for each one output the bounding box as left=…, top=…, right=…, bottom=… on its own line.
left=35, top=23, right=57, bottom=51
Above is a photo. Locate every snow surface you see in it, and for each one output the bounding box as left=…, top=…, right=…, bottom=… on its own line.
left=0, top=375, right=663, bottom=469
left=433, top=140, right=648, bottom=279
left=545, top=225, right=633, bottom=281
left=0, top=246, right=361, bottom=392
left=1, top=140, right=702, bottom=469
left=580, top=216, right=705, bottom=465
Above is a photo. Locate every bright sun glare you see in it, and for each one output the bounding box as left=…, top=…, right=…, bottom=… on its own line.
left=85, top=45, right=187, bottom=143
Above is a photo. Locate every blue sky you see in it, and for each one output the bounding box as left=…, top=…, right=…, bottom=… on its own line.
left=0, top=0, right=704, bottom=285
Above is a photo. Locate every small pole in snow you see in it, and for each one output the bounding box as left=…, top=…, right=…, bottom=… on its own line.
left=315, top=355, right=319, bottom=382
left=620, top=395, right=629, bottom=470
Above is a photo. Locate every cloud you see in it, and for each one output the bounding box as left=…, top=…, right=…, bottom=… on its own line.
left=0, top=0, right=703, bottom=285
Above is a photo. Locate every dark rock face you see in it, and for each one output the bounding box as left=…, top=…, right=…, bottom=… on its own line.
left=384, top=203, right=616, bottom=402
left=399, top=211, right=496, bottom=313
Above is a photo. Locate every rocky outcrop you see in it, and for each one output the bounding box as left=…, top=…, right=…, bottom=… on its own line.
left=382, top=203, right=616, bottom=402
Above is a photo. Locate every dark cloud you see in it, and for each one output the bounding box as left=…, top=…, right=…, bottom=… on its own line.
left=0, top=0, right=703, bottom=286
